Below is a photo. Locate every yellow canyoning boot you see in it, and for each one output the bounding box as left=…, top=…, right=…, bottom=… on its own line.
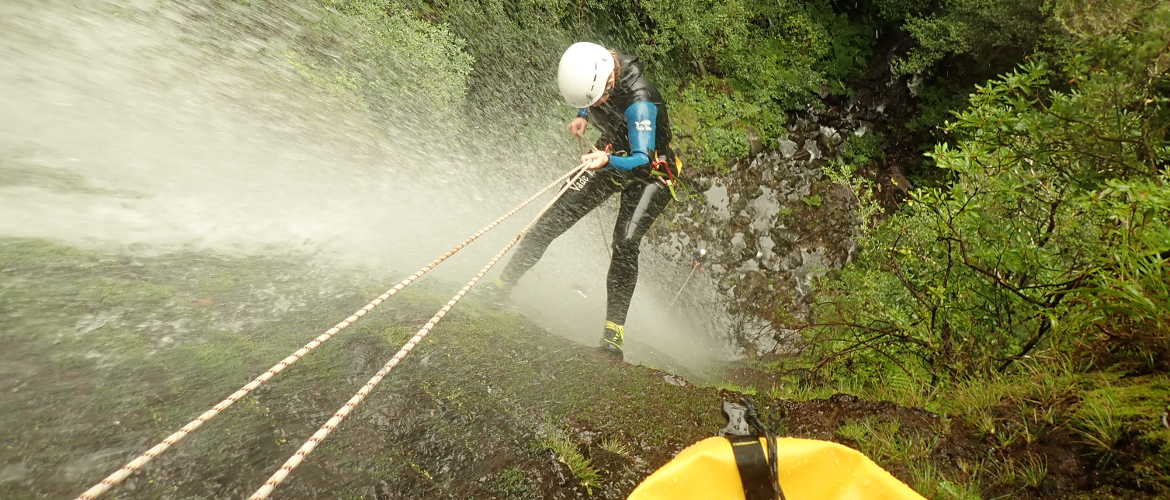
left=479, top=277, right=514, bottom=306
left=599, top=321, right=624, bottom=361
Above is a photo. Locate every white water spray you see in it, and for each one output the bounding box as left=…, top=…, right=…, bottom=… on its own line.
left=0, top=0, right=734, bottom=374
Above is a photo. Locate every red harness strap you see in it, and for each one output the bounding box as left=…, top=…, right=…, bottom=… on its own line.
left=651, top=152, right=676, bottom=185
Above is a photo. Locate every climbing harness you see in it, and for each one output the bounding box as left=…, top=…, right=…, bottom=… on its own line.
left=650, top=151, right=684, bottom=200
left=76, top=165, right=589, bottom=500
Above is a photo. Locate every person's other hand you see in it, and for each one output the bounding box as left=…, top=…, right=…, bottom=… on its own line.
left=579, top=148, right=609, bottom=170
left=567, top=117, right=588, bottom=137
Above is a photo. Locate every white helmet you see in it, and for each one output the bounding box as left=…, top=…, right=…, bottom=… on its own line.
left=558, top=42, right=614, bottom=108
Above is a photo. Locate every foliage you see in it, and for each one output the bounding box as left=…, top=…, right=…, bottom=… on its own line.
left=296, top=0, right=475, bottom=127
left=539, top=428, right=603, bottom=494
left=599, top=436, right=631, bottom=456
left=628, top=0, right=867, bottom=166
left=840, top=132, right=887, bottom=167
left=823, top=158, right=884, bottom=237
left=836, top=416, right=939, bottom=464
left=860, top=0, right=1055, bottom=78
left=908, top=461, right=983, bottom=500
left=713, top=381, right=758, bottom=395
left=765, top=381, right=838, bottom=402
left=837, top=0, right=1062, bottom=146
left=1074, top=391, right=1124, bottom=452
left=405, top=0, right=576, bottom=112
left=393, top=0, right=878, bottom=167
left=893, top=0, right=1054, bottom=77
left=794, top=8, right=1170, bottom=492
left=807, top=1, right=1170, bottom=385
left=1085, top=179, right=1170, bottom=366
left=634, top=0, right=833, bottom=94
left=667, top=79, right=764, bottom=169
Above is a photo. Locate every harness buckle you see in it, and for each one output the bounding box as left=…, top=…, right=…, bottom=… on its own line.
left=650, top=152, right=683, bottom=200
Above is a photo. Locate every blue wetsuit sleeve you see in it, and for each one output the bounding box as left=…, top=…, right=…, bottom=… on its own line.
left=608, top=101, right=656, bottom=171
left=577, top=108, right=589, bottom=118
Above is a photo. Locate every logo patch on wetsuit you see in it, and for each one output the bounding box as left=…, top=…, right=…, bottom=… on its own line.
left=634, top=120, right=652, bottom=131
left=568, top=169, right=596, bottom=191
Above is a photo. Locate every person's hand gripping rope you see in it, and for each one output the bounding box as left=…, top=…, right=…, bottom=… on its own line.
left=578, top=147, right=609, bottom=171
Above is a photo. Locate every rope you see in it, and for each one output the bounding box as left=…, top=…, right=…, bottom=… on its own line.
left=668, top=249, right=706, bottom=308
left=577, top=135, right=612, bottom=258
left=75, top=168, right=584, bottom=500
left=248, top=166, right=590, bottom=499
left=668, top=263, right=700, bottom=307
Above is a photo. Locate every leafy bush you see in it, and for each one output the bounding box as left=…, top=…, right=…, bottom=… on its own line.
left=300, top=0, right=475, bottom=126
left=667, top=79, right=770, bottom=169
left=310, top=0, right=883, bottom=168
left=406, top=0, right=575, bottom=114
left=630, top=0, right=867, bottom=165
left=849, top=0, right=1060, bottom=145
left=891, top=0, right=1055, bottom=77
left=806, top=1, right=1170, bottom=386
left=1085, top=180, right=1170, bottom=366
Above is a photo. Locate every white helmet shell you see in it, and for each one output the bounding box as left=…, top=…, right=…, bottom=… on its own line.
left=558, top=42, right=615, bottom=108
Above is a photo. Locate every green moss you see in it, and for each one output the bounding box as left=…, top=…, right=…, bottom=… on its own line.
left=1070, top=375, right=1170, bottom=490
left=0, top=236, right=729, bottom=497
left=486, top=466, right=539, bottom=499
left=1079, top=376, right=1170, bottom=421
left=713, top=382, right=758, bottom=395
left=801, top=194, right=824, bottom=208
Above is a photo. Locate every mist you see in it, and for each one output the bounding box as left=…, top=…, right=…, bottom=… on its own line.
left=0, top=0, right=734, bottom=374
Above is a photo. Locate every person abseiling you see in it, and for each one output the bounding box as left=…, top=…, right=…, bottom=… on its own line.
left=495, top=41, right=679, bottom=361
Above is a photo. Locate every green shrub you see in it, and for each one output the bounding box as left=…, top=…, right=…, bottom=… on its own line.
left=806, top=1, right=1170, bottom=385
left=302, top=0, right=475, bottom=126
left=622, top=0, right=870, bottom=167
left=893, top=0, right=1054, bottom=77
left=1086, top=180, right=1170, bottom=365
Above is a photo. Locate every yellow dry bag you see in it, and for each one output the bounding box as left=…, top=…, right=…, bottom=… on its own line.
left=629, top=436, right=924, bottom=500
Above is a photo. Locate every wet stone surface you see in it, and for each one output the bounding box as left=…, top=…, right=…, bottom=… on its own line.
left=4, top=239, right=1153, bottom=499
left=652, top=112, right=866, bottom=355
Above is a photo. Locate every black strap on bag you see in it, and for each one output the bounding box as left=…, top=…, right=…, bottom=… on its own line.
left=729, top=435, right=775, bottom=500
left=725, top=397, right=785, bottom=500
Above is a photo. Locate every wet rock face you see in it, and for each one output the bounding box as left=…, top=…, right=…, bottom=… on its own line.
left=645, top=30, right=925, bottom=357
left=654, top=115, right=867, bottom=356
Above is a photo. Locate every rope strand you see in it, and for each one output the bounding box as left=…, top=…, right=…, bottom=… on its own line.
left=669, top=263, right=700, bottom=307
left=75, top=168, right=583, bottom=500
left=248, top=166, right=589, bottom=499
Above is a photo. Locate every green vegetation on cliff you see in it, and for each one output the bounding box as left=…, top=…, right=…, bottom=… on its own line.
left=5, top=0, right=1167, bottom=498
left=795, top=2, right=1170, bottom=496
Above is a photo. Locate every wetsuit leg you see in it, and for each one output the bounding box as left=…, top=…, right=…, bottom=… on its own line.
left=606, top=180, right=672, bottom=324
left=500, top=169, right=623, bottom=284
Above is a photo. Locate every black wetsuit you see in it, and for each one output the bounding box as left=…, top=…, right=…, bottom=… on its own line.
left=501, top=53, right=675, bottom=325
